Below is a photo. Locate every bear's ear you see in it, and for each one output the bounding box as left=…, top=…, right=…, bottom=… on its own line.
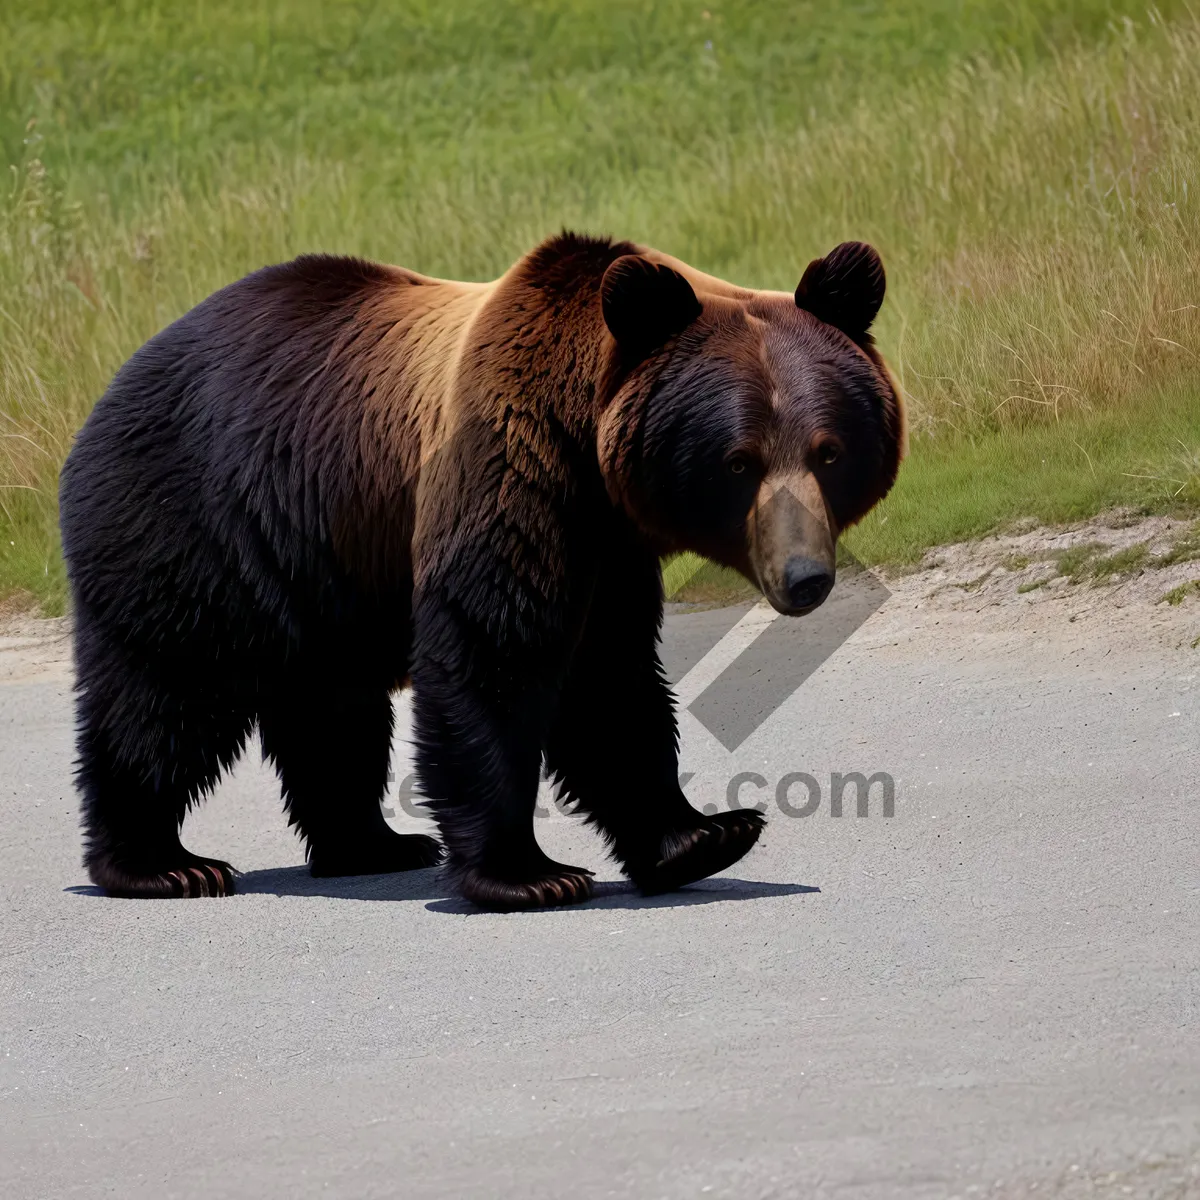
left=794, top=241, right=885, bottom=341
left=601, top=255, right=703, bottom=361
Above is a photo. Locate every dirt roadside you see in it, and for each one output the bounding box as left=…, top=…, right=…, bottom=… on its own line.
left=861, top=509, right=1200, bottom=661
left=0, top=608, right=71, bottom=685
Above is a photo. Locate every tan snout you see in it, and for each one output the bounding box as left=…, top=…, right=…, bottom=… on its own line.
left=748, top=472, right=837, bottom=616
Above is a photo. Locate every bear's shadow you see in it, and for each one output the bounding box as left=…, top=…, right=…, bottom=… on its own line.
left=67, top=868, right=818, bottom=911
left=232, top=866, right=816, bottom=912
left=65, top=867, right=818, bottom=911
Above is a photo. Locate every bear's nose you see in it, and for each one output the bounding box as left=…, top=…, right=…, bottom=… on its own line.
left=783, top=557, right=835, bottom=613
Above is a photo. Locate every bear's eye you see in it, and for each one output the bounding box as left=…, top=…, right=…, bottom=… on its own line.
left=815, top=440, right=841, bottom=467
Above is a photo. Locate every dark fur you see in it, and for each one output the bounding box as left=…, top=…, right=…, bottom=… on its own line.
left=59, top=233, right=902, bottom=909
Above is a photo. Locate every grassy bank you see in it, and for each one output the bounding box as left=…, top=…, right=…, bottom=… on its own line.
left=3, top=1, right=1199, bottom=613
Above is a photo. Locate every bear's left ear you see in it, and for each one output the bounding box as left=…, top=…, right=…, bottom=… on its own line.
left=794, top=241, right=886, bottom=342
left=602, top=255, right=703, bottom=361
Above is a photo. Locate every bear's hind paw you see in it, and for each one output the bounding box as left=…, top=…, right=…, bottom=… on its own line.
left=88, top=854, right=238, bottom=899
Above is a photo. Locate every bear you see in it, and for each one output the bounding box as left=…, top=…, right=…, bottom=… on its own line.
left=58, top=233, right=904, bottom=911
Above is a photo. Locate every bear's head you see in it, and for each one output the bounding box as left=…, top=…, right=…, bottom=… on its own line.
left=597, top=242, right=905, bottom=615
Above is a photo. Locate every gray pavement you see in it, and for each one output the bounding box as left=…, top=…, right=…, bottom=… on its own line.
left=2, top=599, right=1198, bottom=1199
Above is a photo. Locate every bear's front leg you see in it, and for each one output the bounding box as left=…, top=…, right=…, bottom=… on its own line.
left=543, top=541, right=766, bottom=894
left=410, top=601, right=594, bottom=912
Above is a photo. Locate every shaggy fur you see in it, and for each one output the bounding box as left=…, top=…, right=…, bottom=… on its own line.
left=59, top=232, right=904, bottom=910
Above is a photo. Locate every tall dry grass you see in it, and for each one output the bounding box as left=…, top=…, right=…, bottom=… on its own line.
left=2, top=9, right=1199, bottom=608
left=680, top=12, right=1200, bottom=439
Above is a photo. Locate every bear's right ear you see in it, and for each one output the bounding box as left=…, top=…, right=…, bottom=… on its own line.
left=601, top=255, right=703, bottom=361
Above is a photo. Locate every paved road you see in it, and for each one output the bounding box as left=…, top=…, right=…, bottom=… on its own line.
left=2, top=594, right=1198, bottom=1199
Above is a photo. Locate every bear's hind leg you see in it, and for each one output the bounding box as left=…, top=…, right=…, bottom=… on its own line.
left=76, top=677, right=251, bottom=899
left=260, top=686, right=442, bottom=877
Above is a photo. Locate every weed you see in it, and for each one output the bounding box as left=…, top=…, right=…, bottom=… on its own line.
left=1151, top=523, right=1200, bottom=568
left=1089, top=543, right=1150, bottom=579
left=957, top=568, right=995, bottom=593
left=1160, top=580, right=1200, bottom=606
left=1050, top=542, right=1107, bottom=582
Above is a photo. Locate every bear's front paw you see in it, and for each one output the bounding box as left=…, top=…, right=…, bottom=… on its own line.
left=459, top=862, right=595, bottom=912
left=637, top=810, right=765, bottom=895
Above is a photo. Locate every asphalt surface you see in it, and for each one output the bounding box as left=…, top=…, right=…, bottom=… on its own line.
left=2, top=593, right=1198, bottom=1199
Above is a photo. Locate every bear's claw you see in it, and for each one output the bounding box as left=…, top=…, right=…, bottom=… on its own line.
left=638, top=810, right=765, bottom=895
left=88, top=855, right=238, bottom=899
left=459, top=863, right=595, bottom=912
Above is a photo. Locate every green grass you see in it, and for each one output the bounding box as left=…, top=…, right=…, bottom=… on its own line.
left=3, top=0, right=1200, bottom=613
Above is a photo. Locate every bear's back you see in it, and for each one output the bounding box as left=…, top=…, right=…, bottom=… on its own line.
left=59, top=254, right=491, bottom=653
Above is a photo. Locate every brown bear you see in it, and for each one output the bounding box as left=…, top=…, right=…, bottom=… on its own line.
left=58, top=233, right=904, bottom=910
